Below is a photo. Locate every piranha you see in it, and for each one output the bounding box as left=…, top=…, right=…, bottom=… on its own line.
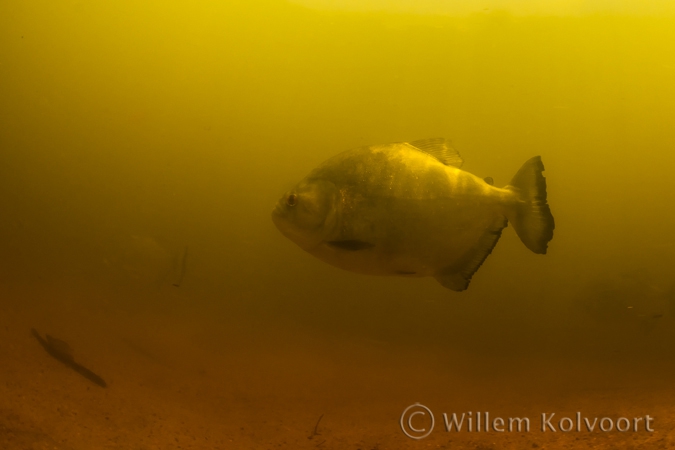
left=272, top=138, right=554, bottom=291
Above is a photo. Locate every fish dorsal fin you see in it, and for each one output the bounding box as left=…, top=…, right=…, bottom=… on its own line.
left=409, top=138, right=463, bottom=168
left=46, top=335, right=73, bottom=358
left=484, top=176, right=494, bottom=185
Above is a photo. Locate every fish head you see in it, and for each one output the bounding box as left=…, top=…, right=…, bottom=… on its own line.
left=272, top=178, right=338, bottom=250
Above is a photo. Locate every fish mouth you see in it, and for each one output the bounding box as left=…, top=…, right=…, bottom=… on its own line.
left=271, top=201, right=283, bottom=217
left=271, top=202, right=288, bottom=229
left=271, top=201, right=309, bottom=246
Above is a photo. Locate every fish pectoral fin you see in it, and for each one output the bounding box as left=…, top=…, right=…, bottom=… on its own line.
left=409, top=138, right=463, bottom=168
left=326, top=240, right=374, bottom=251
left=434, top=217, right=508, bottom=291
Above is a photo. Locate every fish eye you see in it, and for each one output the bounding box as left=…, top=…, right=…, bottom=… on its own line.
left=286, top=193, right=297, bottom=207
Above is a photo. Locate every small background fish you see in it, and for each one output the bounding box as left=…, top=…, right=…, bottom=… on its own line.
left=573, top=270, right=675, bottom=334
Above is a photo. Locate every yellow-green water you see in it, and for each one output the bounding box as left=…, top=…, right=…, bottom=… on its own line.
left=1, top=1, right=675, bottom=448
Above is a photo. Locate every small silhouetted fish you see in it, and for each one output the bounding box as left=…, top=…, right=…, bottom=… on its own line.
left=31, top=329, right=107, bottom=388
left=576, top=271, right=675, bottom=334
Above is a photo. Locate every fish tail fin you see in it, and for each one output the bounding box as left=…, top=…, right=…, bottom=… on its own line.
left=504, top=156, right=555, bottom=254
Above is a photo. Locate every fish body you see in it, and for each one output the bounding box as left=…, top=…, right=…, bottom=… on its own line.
left=272, top=138, right=554, bottom=291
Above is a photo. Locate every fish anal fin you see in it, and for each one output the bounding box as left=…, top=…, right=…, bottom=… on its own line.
left=409, top=138, right=463, bottom=168
left=434, top=217, right=508, bottom=291
left=326, top=240, right=374, bottom=251
left=435, top=272, right=471, bottom=291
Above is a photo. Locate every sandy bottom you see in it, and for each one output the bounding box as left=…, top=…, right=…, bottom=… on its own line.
left=1, top=280, right=674, bottom=450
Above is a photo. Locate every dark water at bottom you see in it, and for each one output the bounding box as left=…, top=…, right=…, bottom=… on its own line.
left=2, top=274, right=673, bottom=450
